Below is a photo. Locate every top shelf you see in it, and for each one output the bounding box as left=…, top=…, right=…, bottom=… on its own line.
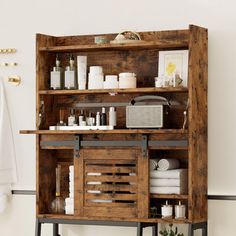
left=39, top=40, right=189, bottom=53
left=39, top=87, right=188, bottom=95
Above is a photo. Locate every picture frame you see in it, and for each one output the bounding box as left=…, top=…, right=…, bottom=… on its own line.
left=158, top=50, right=189, bottom=87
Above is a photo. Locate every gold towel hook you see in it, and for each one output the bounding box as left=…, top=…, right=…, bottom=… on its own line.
left=8, top=76, right=21, bottom=86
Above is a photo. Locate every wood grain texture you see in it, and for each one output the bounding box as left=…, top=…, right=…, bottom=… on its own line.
left=76, top=148, right=140, bottom=218
left=39, top=87, right=188, bottom=95
left=188, top=25, right=208, bottom=222
left=20, top=129, right=188, bottom=135
left=54, top=29, right=189, bottom=47
left=39, top=40, right=188, bottom=52
left=33, top=25, right=207, bottom=223
left=150, top=194, right=188, bottom=199
left=37, top=213, right=192, bottom=224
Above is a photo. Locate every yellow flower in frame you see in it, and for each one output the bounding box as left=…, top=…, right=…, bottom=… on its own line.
left=166, top=62, right=176, bottom=76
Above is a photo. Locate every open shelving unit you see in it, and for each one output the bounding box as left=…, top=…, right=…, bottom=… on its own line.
left=21, top=24, right=208, bottom=236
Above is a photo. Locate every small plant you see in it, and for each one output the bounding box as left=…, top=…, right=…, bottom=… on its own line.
left=159, top=224, right=184, bottom=236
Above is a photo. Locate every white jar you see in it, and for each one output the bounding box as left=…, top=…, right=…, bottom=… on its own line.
left=119, top=72, right=137, bottom=89
left=104, top=75, right=118, bottom=89
left=88, top=66, right=104, bottom=89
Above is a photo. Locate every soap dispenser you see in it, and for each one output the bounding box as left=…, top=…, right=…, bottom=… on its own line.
left=64, top=54, right=77, bottom=89
left=50, top=54, right=63, bottom=90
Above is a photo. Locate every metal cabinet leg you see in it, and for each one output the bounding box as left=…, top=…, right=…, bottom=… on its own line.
left=152, top=223, right=158, bottom=236
left=202, top=222, right=207, bottom=236
left=53, top=223, right=59, bottom=236
left=188, top=224, right=194, bottom=236
left=35, top=218, right=41, bottom=236
left=137, top=222, right=143, bottom=236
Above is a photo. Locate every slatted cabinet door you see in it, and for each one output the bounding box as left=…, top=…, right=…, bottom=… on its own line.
left=74, top=148, right=149, bottom=219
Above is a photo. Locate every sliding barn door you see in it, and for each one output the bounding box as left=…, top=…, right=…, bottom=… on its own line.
left=74, top=148, right=149, bottom=219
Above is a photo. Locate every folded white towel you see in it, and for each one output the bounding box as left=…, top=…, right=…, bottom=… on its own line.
left=69, top=177, right=74, bottom=182
left=150, top=169, right=187, bottom=179
left=65, top=197, right=74, bottom=204
left=69, top=166, right=74, bottom=171
left=65, top=206, right=74, bottom=215
left=157, top=159, right=180, bottom=171
left=150, top=159, right=159, bottom=170
left=0, top=80, right=17, bottom=213
left=150, top=186, right=187, bottom=194
left=69, top=193, right=74, bottom=198
left=150, top=178, right=184, bottom=187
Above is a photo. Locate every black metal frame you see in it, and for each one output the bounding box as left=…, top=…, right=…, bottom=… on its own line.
left=35, top=218, right=158, bottom=236
left=35, top=217, right=208, bottom=236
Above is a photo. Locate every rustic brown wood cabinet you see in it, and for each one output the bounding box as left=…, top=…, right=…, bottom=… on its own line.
left=21, top=24, right=208, bottom=236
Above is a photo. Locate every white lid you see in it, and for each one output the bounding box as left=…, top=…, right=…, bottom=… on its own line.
left=90, top=66, right=103, bottom=74
left=109, top=107, right=115, bottom=112
left=105, top=75, right=118, bottom=80
left=102, top=107, right=106, bottom=113
left=119, top=72, right=136, bottom=77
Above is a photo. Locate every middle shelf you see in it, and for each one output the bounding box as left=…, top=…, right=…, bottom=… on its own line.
left=39, top=87, right=188, bottom=95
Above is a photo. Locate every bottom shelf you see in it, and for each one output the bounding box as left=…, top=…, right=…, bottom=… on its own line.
left=37, top=214, right=191, bottom=224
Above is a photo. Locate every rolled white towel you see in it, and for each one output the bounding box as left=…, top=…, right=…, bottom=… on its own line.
left=150, top=178, right=184, bottom=187
left=69, top=166, right=74, bottom=172
left=69, top=193, right=74, bottom=198
left=157, top=159, right=180, bottom=171
left=150, top=159, right=159, bottom=170
left=150, top=169, right=187, bottom=179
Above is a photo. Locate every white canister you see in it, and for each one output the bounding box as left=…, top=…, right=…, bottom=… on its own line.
left=161, top=201, right=173, bottom=218
left=119, top=72, right=137, bottom=89
left=104, top=75, right=118, bottom=89
left=88, top=66, right=104, bottom=89
left=175, top=201, right=186, bottom=219
left=154, top=76, right=163, bottom=88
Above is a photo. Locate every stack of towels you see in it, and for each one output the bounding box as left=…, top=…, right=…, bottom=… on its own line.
left=65, top=165, right=74, bottom=214
left=150, top=159, right=187, bottom=194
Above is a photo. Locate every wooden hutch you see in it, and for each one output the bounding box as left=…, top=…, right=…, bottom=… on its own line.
left=21, top=24, right=208, bottom=236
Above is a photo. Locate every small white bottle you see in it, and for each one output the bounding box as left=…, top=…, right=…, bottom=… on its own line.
left=78, top=110, right=84, bottom=126
left=109, top=107, right=116, bottom=127
left=68, top=109, right=77, bottom=126
left=96, top=112, right=100, bottom=126
left=50, top=55, right=63, bottom=90
left=77, top=56, right=87, bottom=90
left=65, top=55, right=77, bottom=89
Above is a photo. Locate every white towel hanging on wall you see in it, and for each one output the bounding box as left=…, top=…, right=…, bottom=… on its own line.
left=0, top=78, right=17, bottom=213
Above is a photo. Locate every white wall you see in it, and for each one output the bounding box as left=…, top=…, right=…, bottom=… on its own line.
left=0, top=0, right=236, bottom=235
